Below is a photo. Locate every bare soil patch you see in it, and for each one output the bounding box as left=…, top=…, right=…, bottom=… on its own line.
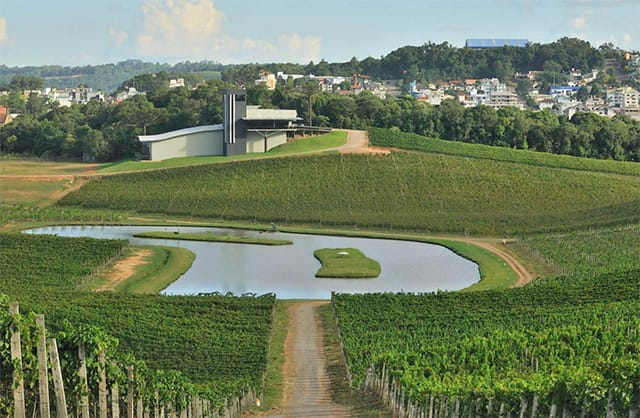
left=340, top=130, right=390, bottom=155
left=93, top=248, right=153, bottom=291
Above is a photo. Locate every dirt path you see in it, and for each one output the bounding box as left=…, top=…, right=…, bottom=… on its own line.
left=277, top=301, right=350, bottom=418
left=470, top=239, right=532, bottom=287
left=339, top=130, right=390, bottom=155
left=446, top=237, right=532, bottom=287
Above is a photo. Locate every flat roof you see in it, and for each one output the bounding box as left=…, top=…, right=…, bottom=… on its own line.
left=244, top=106, right=298, bottom=121
left=138, top=124, right=223, bottom=143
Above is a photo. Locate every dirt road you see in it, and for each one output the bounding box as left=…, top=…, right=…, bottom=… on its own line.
left=277, top=301, right=350, bottom=418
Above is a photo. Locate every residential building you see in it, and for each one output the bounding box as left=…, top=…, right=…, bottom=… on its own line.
left=169, top=78, right=185, bottom=88
left=0, top=105, right=13, bottom=125
left=487, top=90, right=523, bottom=109
left=607, top=87, right=640, bottom=108
left=115, top=87, right=144, bottom=103
left=550, top=86, right=581, bottom=97
left=255, top=72, right=277, bottom=90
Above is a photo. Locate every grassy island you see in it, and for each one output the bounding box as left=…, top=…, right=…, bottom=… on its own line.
left=314, top=248, right=381, bottom=278
left=133, top=231, right=293, bottom=245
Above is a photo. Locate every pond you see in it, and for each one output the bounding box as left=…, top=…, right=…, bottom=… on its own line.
left=25, top=225, right=480, bottom=299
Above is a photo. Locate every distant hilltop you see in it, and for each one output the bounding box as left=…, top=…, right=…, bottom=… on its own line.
left=466, top=39, right=529, bottom=48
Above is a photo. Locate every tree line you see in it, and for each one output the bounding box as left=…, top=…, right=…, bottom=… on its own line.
left=268, top=86, right=640, bottom=161
left=1, top=78, right=639, bottom=161
left=223, top=37, right=613, bottom=86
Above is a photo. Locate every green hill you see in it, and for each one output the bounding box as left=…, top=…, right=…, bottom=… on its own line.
left=59, top=149, right=640, bottom=236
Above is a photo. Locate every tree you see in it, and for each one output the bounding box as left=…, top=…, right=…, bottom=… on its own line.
left=246, top=84, right=273, bottom=108
left=299, top=79, right=320, bottom=126
left=516, top=79, right=533, bottom=100
left=438, top=99, right=466, bottom=141
left=26, top=93, right=48, bottom=116
left=9, top=75, right=43, bottom=92
left=576, top=86, right=589, bottom=102
left=116, top=95, right=164, bottom=135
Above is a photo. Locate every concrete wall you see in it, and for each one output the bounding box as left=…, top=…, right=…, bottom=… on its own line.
left=246, top=131, right=288, bottom=153
left=149, top=130, right=224, bottom=161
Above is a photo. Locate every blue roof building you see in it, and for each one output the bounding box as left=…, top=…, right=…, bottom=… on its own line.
left=466, top=39, right=529, bottom=49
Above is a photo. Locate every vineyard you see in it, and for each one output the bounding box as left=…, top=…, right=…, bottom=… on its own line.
left=4, top=126, right=640, bottom=416
left=0, top=234, right=275, bottom=415
left=0, top=203, right=124, bottom=228
left=332, top=267, right=640, bottom=417
left=518, top=224, right=640, bottom=276
left=57, top=151, right=640, bottom=235
left=368, top=127, right=640, bottom=177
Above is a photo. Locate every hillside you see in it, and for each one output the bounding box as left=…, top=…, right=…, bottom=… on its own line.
left=0, top=60, right=224, bottom=92
left=58, top=148, right=640, bottom=236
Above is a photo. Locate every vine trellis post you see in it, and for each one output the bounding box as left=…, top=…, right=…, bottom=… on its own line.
left=36, top=314, right=51, bottom=418
left=10, top=302, right=26, bottom=418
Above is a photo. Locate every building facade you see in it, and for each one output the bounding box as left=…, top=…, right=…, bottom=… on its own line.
left=139, top=90, right=307, bottom=161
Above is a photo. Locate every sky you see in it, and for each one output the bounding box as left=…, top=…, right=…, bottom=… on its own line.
left=0, top=0, right=638, bottom=67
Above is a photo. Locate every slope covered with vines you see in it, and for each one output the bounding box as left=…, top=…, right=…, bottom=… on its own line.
left=0, top=233, right=275, bottom=406
left=58, top=152, right=640, bottom=235
left=333, top=268, right=640, bottom=416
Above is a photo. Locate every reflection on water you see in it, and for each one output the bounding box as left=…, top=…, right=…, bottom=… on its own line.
left=25, top=226, right=480, bottom=299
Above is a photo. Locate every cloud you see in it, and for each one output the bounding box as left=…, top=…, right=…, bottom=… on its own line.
left=0, top=17, right=8, bottom=45
left=136, top=0, right=224, bottom=57
left=569, top=15, right=587, bottom=30
left=277, top=34, right=321, bottom=63
left=135, top=0, right=321, bottom=63
left=623, top=33, right=633, bottom=44
left=109, top=26, right=129, bottom=47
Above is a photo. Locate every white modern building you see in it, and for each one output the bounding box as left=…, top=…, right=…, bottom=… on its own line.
left=139, top=89, right=320, bottom=161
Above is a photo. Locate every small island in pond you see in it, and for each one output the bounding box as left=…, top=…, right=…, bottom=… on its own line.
left=133, top=231, right=293, bottom=246
left=314, top=248, right=381, bottom=278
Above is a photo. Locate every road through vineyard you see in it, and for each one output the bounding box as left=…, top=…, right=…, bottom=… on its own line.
left=279, top=301, right=350, bottom=417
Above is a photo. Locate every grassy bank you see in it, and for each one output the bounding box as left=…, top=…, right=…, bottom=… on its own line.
left=87, top=245, right=195, bottom=293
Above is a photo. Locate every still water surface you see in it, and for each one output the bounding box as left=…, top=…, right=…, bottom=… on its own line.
left=26, top=225, right=480, bottom=299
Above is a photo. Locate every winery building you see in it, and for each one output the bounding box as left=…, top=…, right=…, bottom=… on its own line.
left=139, top=89, right=311, bottom=161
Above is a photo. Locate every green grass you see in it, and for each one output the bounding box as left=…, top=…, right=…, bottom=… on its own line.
left=60, top=152, right=640, bottom=235
left=78, top=245, right=195, bottom=293
left=266, top=130, right=346, bottom=154
left=429, top=239, right=518, bottom=290
left=133, top=231, right=292, bottom=245
left=96, top=131, right=346, bottom=174
left=253, top=300, right=292, bottom=412
left=314, top=248, right=381, bottom=278
left=119, top=245, right=194, bottom=293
